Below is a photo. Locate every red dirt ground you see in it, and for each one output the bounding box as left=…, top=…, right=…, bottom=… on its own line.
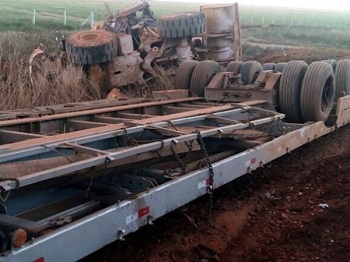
left=82, top=48, right=350, bottom=262
left=245, top=46, right=350, bottom=64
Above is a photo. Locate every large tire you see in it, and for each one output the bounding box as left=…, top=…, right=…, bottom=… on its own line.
left=263, top=63, right=276, bottom=70
left=323, top=59, right=337, bottom=72
left=66, top=30, right=118, bottom=65
left=226, top=61, right=244, bottom=74
left=158, top=12, right=205, bottom=38
left=335, top=59, right=350, bottom=100
left=239, top=61, right=263, bottom=85
left=174, top=60, right=199, bottom=89
left=279, top=60, right=308, bottom=123
left=300, top=61, right=335, bottom=122
left=190, top=60, right=222, bottom=96
left=275, top=62, right=287, bottom=73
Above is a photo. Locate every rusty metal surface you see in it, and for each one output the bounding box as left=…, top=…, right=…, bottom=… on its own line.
left=205, top=88, right=277, bottom=105
left=108, top=52, right=144, bottom=88
left=152, top=90, right=196, bottom=100
left=115, top=33, right=134, bottom=55
left=205, top=71, right=281, bottom=106
left=0, top=98, right=148, bottom=121
left=200, top=3, right=242, bottom=62
left=0, top=103, right=233, bottom=152
left=0, top=103, right=284, bottom=193
left=1, top=141, right=200, bottom=178
left=118, top=1, right=151, bottom=18
left=206, top=72, right=242, bottom=89
left=264, top=72, right=281, bottom=90
left=0, top=97, right=202, bottom=127
left=0, top=155, right=89, bottom=178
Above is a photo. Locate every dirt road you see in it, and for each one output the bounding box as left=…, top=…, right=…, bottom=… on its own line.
left=244, top=44, right=350, bottom=64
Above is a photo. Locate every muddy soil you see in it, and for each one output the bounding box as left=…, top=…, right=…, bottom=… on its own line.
left=243, top=44, right=350, bottom=64
left=82, top=48, right=350, bottom=262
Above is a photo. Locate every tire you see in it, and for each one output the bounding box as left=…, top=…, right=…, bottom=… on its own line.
left=300, top=61, right=335, bottom=122
left=66, top=30, right=118, bottom=65
left=226, top=61, right=244, bottom=74
left=190, top=60, right=222, bottom=96
left=158, top=12, right=205, bottom=38
left=174, top=60, right=199, bottom=89
left=279, top=60, right=308, bottom=123
left=274, top=62, right=287, bottom=73
left=263, top=63, right=276, bottom=70
left=323, top=59, right=337, bottom=72
left=335, top=59, right=350, bottom=100
left=239, top=61, right=263, bottom=85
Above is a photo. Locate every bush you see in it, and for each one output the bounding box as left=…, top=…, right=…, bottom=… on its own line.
left=0, top=32, right=101, bottom=110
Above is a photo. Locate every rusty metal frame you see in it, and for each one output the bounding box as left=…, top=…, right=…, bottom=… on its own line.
left=0, top=105, right=283, bottom=192
left=204, top=71, right=281, bottom=106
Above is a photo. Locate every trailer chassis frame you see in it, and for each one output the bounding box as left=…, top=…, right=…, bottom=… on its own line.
left=0, top=96, right=349, bottom=261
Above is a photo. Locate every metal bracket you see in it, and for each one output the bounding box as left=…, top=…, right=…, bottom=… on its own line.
left=49, top=216, right=73, bottom=227
left=170, top=140, right=186, bottom=173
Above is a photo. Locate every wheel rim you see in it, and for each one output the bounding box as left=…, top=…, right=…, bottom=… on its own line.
left=80, top=33, right=101, bottom=41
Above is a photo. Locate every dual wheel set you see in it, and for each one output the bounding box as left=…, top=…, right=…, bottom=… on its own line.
left=175, top=59, right=350, bottom=123
left=65, top=12, right=206, bottom=65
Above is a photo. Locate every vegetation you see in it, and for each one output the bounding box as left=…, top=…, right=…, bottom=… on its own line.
left=240, top=5, right=350, bottom=29
left=241, top=6, right=350, bottom=49
left=0, top=0, right=200, bottom=32
left=1, top=1, right=350, bottom=49
left=1, top=1, right=350, bottom=110
left=243, top=26, right=350, bottom=49
left=0, top=32, right=101, bottom=110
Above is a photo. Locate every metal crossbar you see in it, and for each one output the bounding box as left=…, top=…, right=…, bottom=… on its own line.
left=0, top=106, right=284, bottom=192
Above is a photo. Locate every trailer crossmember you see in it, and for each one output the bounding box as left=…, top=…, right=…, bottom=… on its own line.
left=0, top=95, right=349, bottom=261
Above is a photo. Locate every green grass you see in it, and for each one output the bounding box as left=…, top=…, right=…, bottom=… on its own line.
left=1, top=1, right=349, bottom=31
left=0, top=0, right=200, bottom=32
left=1, top=1, right=350, bottom=49
left=240, top=5, right=350, bottom=29
left=240, top=5, right=350, bottom=49
left=242, top=27, right=350, bottom=49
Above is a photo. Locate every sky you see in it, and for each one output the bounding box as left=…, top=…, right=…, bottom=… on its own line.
left=158, top=0, right=350, bottom=11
